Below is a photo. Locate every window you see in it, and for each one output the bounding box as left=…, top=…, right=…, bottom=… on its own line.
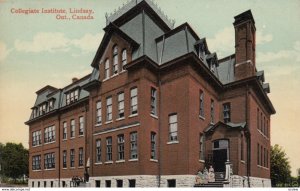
left=70, top=119, right=75, bottom=138
left=168, top=179, right=176, bottom=187
left=44, top=153, right=55, bottom=169
left=63, top=150, right=67, bottom=168
left=199, top=90, right=204, bottom=117
left=96, top=139, right=101, bottom=163
left=130, top=132, right=138, bottom=159
left=266, top=120, right=269, bottom=137
left=116, top=180, right=123, bottom=187
left=32, top=130, right=41, bottom=146
left=241, top=135, right=244, bottom=161
left=257, top=108, right=260, bottom=130
left=79, top=116, right=84, bottom=136
left=95, top=180, right=101, bottom=187
left=169, top=114, right=178, bottom=142
left=49, top=100, right=54, bottom=111
left=32, top=155, right=41, bottom=170
left=105, top=180, right=111, bottom=187
left=129, top=179, right=136, bottom=187
left=106, top=97, right=112, bottom=122
left=261, top=145, right=263, bottom=167
left=263, top=116, right=266, bottom=135
left=223, top=102, right=231, bottom=123
left=151, top=132, right=156, bottom=159
left=113, top=45, right=118, bottom=74
left=38, top=181, right=40, bottom=187
left=257, top=143, right=260, bottom=165
left=32, top=181, right=34, bottom=187
left=130, top=88, right=138, bottom=115
left=150, top=88, right=157, bottom=115
left=118, top=92, right=125, bottom=119
left=44, top=181, right=46, bottom=187
left=260, top=113, right=263, bottom=132
left=264, top=147, right=266, bottom=167
left=79, top=147, right=83, bottom=166
left=63, top=122, right=67, bottom=140
left=39, top=103, right=47, bottom=115
left=106, top=137, right=112, bottom=161
left=117, top=134, right=125, bottom=160
left=70, top=149, right=75, bottom=167
left=51, top=181, right=53, bottom=187
left=44, top=125, right=55, bottom=143
left=266, top=150, right=269, bottom=168
left=121, top=49, right=127, bottom=69
left=66, top=89, right=79, bottom=105
left=199, top=134, right=205, bottom=160
left=96, top=101, right=102, bottom=124
left=33, top=108, right=38, bottom=118
left=104, top=59, right=110, bottom=79
left=62, top=181, right=66, bottom=187
left=210, top=99, right=214, bottom=124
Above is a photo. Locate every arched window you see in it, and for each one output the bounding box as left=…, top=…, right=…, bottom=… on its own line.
left=105, top=59, right=110, bottom=79
left=113, top=45, right=118, bottom=74
left=121, top=49, right=127, bottom=69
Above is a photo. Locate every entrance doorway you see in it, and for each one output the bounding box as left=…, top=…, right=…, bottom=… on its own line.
left=212, top=139, right=229, bottom=172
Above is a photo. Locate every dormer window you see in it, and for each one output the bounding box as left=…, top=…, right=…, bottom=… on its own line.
left=113, top=45, right=118, bottom=74
left=33, top=108, right=38, bottom=118
left=39, top=103, right=47, bottom=115
left=66, top=89, right=79, bottom=105
left=48, top=100, right=54, bottom=111
left=121, top=49, right=127, bottom=70
left=104, top=59, right=110, bottom=79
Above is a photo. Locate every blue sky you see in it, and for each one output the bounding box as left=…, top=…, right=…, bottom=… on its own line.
left=0, top=0, right=299, bottom=176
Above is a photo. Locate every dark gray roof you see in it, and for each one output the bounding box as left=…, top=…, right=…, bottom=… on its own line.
left=217, top=57, right=235, bottom=84
left=204, top=121, right=246, bottom=133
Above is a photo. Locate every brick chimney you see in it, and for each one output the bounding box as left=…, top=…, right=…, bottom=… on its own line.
left=233, top=10, right=256, bottom=80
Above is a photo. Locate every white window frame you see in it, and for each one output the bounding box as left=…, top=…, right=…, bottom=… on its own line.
left=70, top=119, right=75, bottom=138
left=63, top=122, right=67, bottom=140
left=106, top=97, right=112, bottom=122
left=96, top=101, right=102, bottom=124
left=79, top=116, right=84, bottom=136
left=113, top=46, right=118, bottom=75
left=151, top=132, right=156, bottom=159
left=169, top=114, right=178, bottom=142
left=104, top=59, right=110, bottom=79
left=130, top=132, right=138, bottom=159
left=121, top=49, right=127, bottom=69
left=130, top=88, right=138, bottom=115
left=150, top=88, right=157, bottom=116
left=96, top=139, right=101, bottom=163
left=106, top=137, right=112, bottom=161
left=118, top=92, right=125, bottom=119
left=117, top=134, right=125, bottom=160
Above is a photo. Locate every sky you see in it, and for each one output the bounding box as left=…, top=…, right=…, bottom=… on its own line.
left=0, top=0, right=299, bottom=176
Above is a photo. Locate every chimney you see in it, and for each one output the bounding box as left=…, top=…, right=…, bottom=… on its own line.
left=233, top=10, right=256, bottom=80
left=72, top=77, right=78, bottom=83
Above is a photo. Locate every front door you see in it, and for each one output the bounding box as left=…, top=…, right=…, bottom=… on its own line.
left=213, top=149, right=227, bottom=172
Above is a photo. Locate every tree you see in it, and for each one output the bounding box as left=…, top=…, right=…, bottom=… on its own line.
left=297, top=168, right=300, bottom=185
left=0, top=143, right=28, bottom=182
left=270, top=144, right=291, bottom=187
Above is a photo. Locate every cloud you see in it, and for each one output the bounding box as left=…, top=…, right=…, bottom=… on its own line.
left=256, top=31, right=273, bottom=45
left=207, top=27, right=273, bottom=58
left=0, top=41, right=11, bottom=62
left=15, top=32, right=70, bottom=53
left=207, top=27, right=234, bottom=58
left=257, top=41, right=300, bottom=63
left=71, top=33, right=103, bottom=53
left=14, top=32, right=103, bottom=53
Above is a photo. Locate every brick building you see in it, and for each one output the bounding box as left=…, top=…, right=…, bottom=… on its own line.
left=25, top=0, right=275, bottom=187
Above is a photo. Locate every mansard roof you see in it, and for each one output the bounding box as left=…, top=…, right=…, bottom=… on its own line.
left=91, top=23, right=140, bottom=68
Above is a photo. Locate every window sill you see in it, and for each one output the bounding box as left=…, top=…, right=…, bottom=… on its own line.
left=257, top=129, right=269, bottom=140
left=62, top=168, right=67, bottom=170
left=105, top=120, right=113, bottom=125
left=62, top=139, right=67, bottom=142
left=44, top=168, right=55, bottom=171
left=103, top=78, right=109, bottom=82
left=70, top=137, right=75, bottom=140
left=111, top=73, right=119, bottom=79
left=120, top=70, right=127, bottom=74
left=150, top=114, right=158, bottom=119
left=128, top=158, right=138, bottom=162
left=199, top=160, right=205, bottom=163
left=95, top=123, right=102, bottom=127
left=167, top=141, right=179, bottom=145
left=199, top=115, right=205, bottom=120
left=116, top=117, right=125, bottom=121
left=44, top=141, right=55, bottom=145
left=241, top=160, right=246, bottom=164
left=105, top=161, right=113, bottom=164
left=150, top=159, right=158, bottom=163
left=116, top=160, right=125, bottom=163
left=129, top=113, right=138, bottom=118
left=78, top=166, right=84, bottom=169
left=32, top=144, right=42, bottom=148
left=32, top=169, right=42, bottom=172
left=95, top=162, right=102, bottom=165
left=70, top=167, right=76, bottom=169
left=78, top=135, right=84, bottom=138
left=257, top=165, right=269, bottom=170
